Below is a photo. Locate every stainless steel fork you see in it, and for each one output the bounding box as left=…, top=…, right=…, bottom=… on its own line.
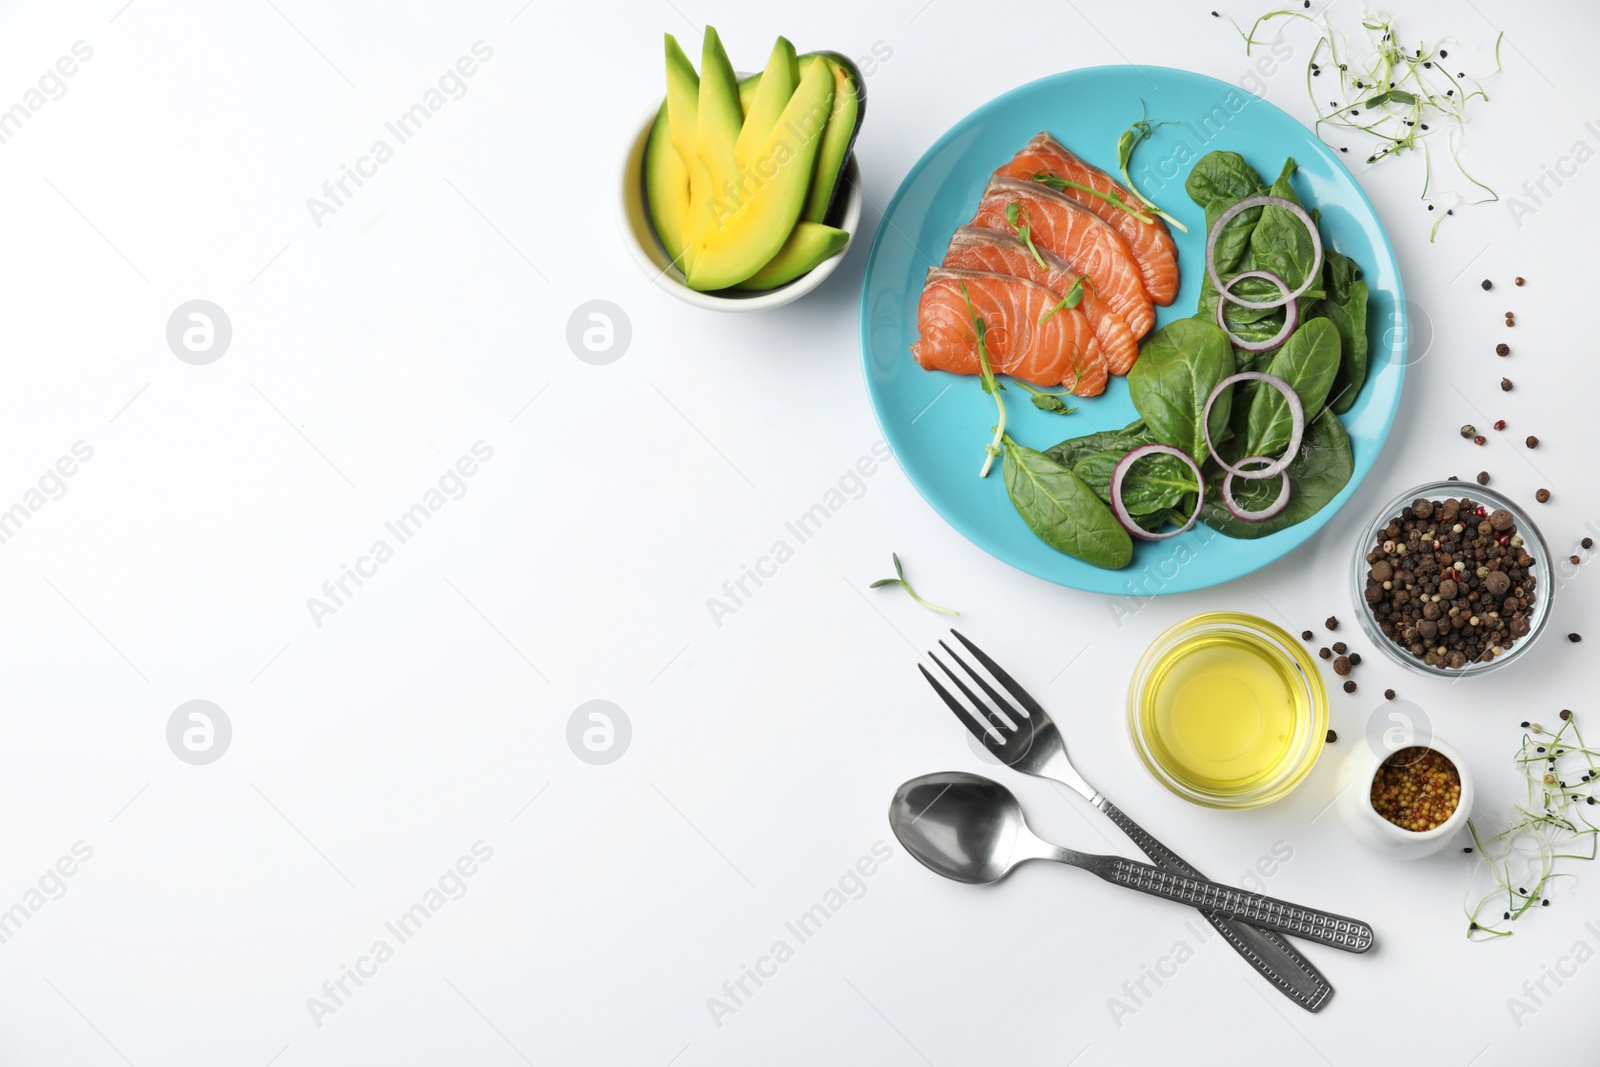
left=919, top=629, right=1341, bottom=1012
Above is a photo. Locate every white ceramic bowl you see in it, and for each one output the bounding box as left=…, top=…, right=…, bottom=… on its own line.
left=1335, top=734, right=1474, bottom=859
left=616, top=110, right=862, bottom=312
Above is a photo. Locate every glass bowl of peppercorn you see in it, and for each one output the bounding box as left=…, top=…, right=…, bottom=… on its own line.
left=1351, top=480, right=1553, bottom=677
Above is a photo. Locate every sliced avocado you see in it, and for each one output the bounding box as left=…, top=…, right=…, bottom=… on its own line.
left=686, top=57, right=834, bottom=290
left=800, top=54, right=864, bottom=224
left=656, top=34, right=699, bottom=266
left=736, top=37, right=798, bottom=163
left=733, top=222, right=848, bottom=290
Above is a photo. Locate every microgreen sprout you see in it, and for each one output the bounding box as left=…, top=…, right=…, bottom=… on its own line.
left=1115, top=108, right=1189, bottom=232
left=1029, top=172, right=1155, bottom=225
left=1038, top=275, right=1089, bottom=324
left=869, top=553, right=960, bottom=616
left=1004, top=201, right=1049, bottom=267
left=960, top=282, right=1006, bottom=478
left=1219, top=7, right=1502, bottom=239
left=1464, top=713, right=1600, bottom=940
left=1016, top=381, right=1079, bottom=415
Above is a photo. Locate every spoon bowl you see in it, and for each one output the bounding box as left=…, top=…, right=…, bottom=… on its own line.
left=889, top=770, right=1042, bottom=885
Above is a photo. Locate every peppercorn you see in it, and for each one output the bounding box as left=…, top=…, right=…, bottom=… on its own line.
left=1501, top=378, right=1514, bottom=391
left=1571, top=555, right=1582, bottom=566
left=1343, top=680, right=1357, bottom=693
left=1332, top=641, right=1347, bottom=654
left=1477, top=472, right=1490, bottom=485
left=1325, top=616, right=1339, bottom=630
left=1585, top=538, right=1595, bottom=549
left=1333, top=655, right=1352, bottom=676
left=1536, top=489, right=1551, bottom=503
left=1571, top=633, right=1583, bottom=643
left=1481, top=279, right=1493, bottom=290
left=1474, top=435, right=1487, bottom=446
left=1459, top=424, right=1476, bottom=439
left=1349, top=652, right=1362, bottom=666
left=1318, top=646, right=1332, bottom=660
left=1526, top=436, right=1539, bottom=449
left=1385, top=689, right=1396, bottom=700
left=1496, top=343, right=1510, bottom=356
left=1326, top=729, right=1338, bottom=743
left=1515, top=277, right=1525, bottom=286
left=1301, top=629, right=1313, bottom=640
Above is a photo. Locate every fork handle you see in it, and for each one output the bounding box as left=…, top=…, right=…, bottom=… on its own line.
left=1096, top=799, right=1333, bottom=1011
left=1076, top=853, right=1375, bottom=953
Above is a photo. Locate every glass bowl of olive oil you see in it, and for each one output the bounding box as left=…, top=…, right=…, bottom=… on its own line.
left=1127, top=613, right=1327, bottom=809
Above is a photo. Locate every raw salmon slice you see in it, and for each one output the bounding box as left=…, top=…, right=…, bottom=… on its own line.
left=942, top=226, right=1141, bottom=375
left=911, top=267, right=1108, bottom=396
left=996, top=132, right=1180, bottom=305
left=970, top=177, right=1154, bottom=339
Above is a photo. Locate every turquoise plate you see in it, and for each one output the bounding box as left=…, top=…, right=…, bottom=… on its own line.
left=859, top=66, right=1405, bottom=595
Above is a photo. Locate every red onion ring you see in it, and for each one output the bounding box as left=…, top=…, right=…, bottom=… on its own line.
left=1110, top=444, right=1204, bottom=541
left=1221, top=457, right=1291, bottom=522
left=1201, top=372, right=1304, bottom=481
left=1205, top=195, right=1324, bottom=310
left=1215, top=270, right=1298, bottom=352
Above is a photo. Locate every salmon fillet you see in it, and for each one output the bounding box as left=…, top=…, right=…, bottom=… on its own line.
left=911, top=267, right=1109, bottom=396
left=970, top=177, right=1155, bottom=339
left=942, top=226, right=1140, bottom=375
left=996, top=132, right=1180, bottom=306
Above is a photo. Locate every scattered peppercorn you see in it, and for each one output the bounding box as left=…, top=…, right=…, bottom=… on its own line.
left=1501, top=378, right=1514, bottom=391
left=1474, top=435, right=1487, bottom=446
left=1515, top=277, right=1525, bottom=286
left=1571, top=555, right=1581, bottom=566
left=1459, top=424, right=1476, bottom=439
left=1318, top=646, right=1332, bottom=660
left=1343, top=680, right=1357, bottom=693
left=1385, top=689, right=1396, bottom=700
left=1481, top=279, right=1493, bottom=290
left=1584, top=537, right=1595, bottom=549
left=1301, top=629, right=1314, bottom=640
left=1348, top=652, right=1362, bottom=666
left=1332, top=641, right=1347, bottom=654
left=1477, top=471, right=1490, bottom=485
left=1526, top=436, right=1539, bottom=449
left=1371, top=747, right=1461, bottom=831
left=1493, top=420, right=1506, bottom=431
left=1325, top=616, right=1339, bottom=630
left=1536, top=489, right=1551, bottom=503
left=1333, top=655, right=1352, bottom=676
left=1326, top=729, right=1338, bottom=743
left=1496, top=343, right=1510, bottom=356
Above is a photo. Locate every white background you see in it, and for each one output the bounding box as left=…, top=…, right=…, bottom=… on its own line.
left=0, top=0, right=1596, bottom=1064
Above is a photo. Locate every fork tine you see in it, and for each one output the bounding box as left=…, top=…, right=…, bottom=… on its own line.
left=939, top=639, right=1025, bottom=724
left=928, top=651, right=1012, bottom=735
left=949, top=629, right=1048, bottom=719
left=917, top=664, right=1003, bottom=748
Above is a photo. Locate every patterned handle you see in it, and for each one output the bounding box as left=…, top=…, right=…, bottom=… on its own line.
left=1100, top=856, right=1374, bottom=953
left=1098, top=801, right=1333, bottom=1011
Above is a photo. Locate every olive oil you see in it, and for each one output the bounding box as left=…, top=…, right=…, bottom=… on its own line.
left=1132, top=616, right=1322, bottom=803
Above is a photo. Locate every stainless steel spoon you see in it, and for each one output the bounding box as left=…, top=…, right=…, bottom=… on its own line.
left=890, top=771, right=1374, bottom=953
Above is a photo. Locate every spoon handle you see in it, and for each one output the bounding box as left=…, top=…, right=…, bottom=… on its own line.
left=1074, top=852, right=1375, bottom=953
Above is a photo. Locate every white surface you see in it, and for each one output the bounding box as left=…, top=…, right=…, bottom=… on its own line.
left=0, top=1, right=1595, bottom=1064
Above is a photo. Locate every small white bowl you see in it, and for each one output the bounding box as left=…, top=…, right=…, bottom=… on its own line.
left=616, top=109, right=862, bottom=312
left=1335, top=735, right=1474, bottom=860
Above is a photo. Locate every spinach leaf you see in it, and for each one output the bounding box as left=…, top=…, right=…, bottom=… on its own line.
left=1185, top=151, right=1268, bottom=211
left=1251, top=159, right=1319, bottom=301
left=1073, top=448, right=1198, bottom=516
left=1126, top=317, right=1235, bottom=467
left=1198, top=413, right=1354, bottom=539
left=1002, top=438, right=1132, bottom=569
left=1044, top=420, right=1152, bottom=469
left=1322, top=250, right=1369, bottom=414
left=1245, top=317, right=1341, bottom=458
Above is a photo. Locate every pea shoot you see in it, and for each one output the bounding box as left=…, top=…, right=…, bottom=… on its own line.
left=1038, top=275, right=1088, bottom=324
left=1029, top=171, right=1155, bottom=225
left=1003, top=201, right=1048, bottom=268
left=1115, top=109, right=1189, bottom=232
left=960, top=281, right=1006, bottom=478
left=1017, top=381, right=1078, bottom=415
left=1219, top=6, right=1502, bottom=240
left=869, top=553, right=959, bottom=616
